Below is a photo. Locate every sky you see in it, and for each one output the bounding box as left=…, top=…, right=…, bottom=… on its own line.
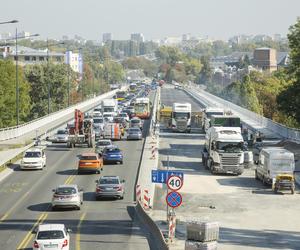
left=0, top=0, right=299, bottom=41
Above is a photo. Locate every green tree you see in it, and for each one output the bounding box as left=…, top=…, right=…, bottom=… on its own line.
left=277, top=18, right=300, bottom=124
left=198, top=56, right=212, bottom=84
left=0, top=60, right=31, bottom=127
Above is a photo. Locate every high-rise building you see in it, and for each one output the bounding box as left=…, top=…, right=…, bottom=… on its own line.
left=1, top=32, right=13, bottom=40
left=17, top=31, right=31, bottom=38
left=65, top=51, right=81, bottom=73
left=130, top=33, right=145, bottom=43
left=102, top=33, right=112, bottom=43
left=253, top=48, right=277, bottom=72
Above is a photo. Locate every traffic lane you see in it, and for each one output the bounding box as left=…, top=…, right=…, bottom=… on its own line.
left=0, top=144, right=86, bottom=250
left=0, top=143, right=75, bottom=221
left=160, top=86, right=201, bottom=110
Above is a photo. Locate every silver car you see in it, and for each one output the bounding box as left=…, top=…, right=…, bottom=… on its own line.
left=53, top=129, right=69, bottom=143
left=130, top=117, right=143, bottom=130
left=95, top=176, right=125, bottom=200
left=127, top=128, right=142, bottom=140
left=52, top=184, right=83, bottom=210
left=95, top=139, right=113, bottom=155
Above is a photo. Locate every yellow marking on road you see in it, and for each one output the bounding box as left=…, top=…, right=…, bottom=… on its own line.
left=76, top=212, right=86, bottom=250
left=0, top=191, right=30, bottom=222
left=16, top=212, right=48, bottom=250
left=65, top=174, right=76, bottom=185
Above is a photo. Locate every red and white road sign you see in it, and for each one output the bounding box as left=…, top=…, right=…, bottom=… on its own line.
left=167, top=175, right=183, bottom=191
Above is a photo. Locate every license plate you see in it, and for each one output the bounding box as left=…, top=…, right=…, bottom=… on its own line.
left=45, top=244, right=58, bottom=248
left=106, top=188, right=113, bottom=191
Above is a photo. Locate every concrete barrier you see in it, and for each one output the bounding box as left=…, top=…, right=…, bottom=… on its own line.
left=135, top=202, right=169, bottom=250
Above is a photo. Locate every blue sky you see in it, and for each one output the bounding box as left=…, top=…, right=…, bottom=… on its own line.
left=0, top=0, right=299, bottom=40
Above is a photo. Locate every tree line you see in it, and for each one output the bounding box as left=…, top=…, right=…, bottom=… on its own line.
left=0, top=49, right=124, bottom=128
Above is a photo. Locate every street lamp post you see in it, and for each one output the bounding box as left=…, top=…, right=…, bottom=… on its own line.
left=0, top=20, right=18, bottom=25
left=46, top=39, right=65, bottom=114
left=14, top=32, right=39, bottom=125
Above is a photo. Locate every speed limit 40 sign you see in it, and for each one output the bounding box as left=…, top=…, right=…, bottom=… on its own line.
left=167, top=175, right=183, bottom=191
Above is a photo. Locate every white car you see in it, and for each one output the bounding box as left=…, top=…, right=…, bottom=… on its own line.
left=52, top=184, right=83, bottom=210
left=93, top=111, right=102, bottom=117
left=103, top=113, right=114, bottom=122
left=20, top=147, right=46, bottom=170
left=33, top=224, right=71, bottom=250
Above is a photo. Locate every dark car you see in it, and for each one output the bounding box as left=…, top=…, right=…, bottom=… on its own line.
left=102, top=146, right=123, bottom=164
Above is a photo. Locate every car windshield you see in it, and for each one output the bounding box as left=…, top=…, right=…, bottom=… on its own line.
left=216, top=142, right=243, bottom=152
left=57, top=130, right=67, bottom=135
left=103, top=114, right=112, bottom=118
left=99, top=178, right=119, bottom=184
left=103, top=107, right=114, bottom=113
left=56, top=187, right=77, bottom=195
left=24, top=152, right=41, bottom=158
left=129, top=128, right=140, bottom=133
left=81, top=155, right=97, bottom=160
left=120, top=113, right=127, bottom=117
left=93, top=118, right=103, bottom=123
left=131, top=119, right=140, bottom=124
left=173, top=112, right=190, bottom=119
left=105, top=148, right=120, bottom=153
left=37, top=230, right=64, bottom=240
left=97, top=141, right=111, bottom=146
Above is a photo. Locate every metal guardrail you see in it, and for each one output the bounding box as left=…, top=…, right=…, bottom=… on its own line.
left=0, top=86, right=127, bottom=141
left=187, top=83, right=300, bottom=142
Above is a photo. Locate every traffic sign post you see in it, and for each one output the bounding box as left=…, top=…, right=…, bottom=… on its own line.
left=151, top=169, right=184, bottom=183
left=167, top=175, right=183, bottom=191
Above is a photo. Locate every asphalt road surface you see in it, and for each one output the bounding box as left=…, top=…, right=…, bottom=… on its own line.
left=0, top=94, right=156, bottom=250
left=154, top=86, right=300, bottom=250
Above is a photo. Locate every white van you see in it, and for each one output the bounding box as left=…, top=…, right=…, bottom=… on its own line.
left=255, top=147, right=295, bottom=185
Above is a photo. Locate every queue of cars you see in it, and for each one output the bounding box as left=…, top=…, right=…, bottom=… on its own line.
left=19, top=82, right=152, bottom=249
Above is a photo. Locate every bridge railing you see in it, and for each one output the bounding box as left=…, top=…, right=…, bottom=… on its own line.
left=187, top=83, right=300, bottom=142
left=0, top=87, right=127, bottom=141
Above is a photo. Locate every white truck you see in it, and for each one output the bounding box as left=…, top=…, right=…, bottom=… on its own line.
left=101, top=99, right=118, bottom=117
left=171, top=103, right=192, bottom=133
left=202, top=107, right=224, bottom=132
left=255, top=147, right=295, bottom=185
left=202, top=126, right=244, bottom=175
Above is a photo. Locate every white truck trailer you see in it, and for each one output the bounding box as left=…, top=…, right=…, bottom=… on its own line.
left=202, top=126, right=244, bottom=175
left=171, top=103, right=192, bottom=133
left=255, top=147, right=295, bottom=185
left=101, top=99, right=118, bottom=117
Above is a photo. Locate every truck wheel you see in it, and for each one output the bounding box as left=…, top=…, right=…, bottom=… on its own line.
left=274, top=187, right=278, bottom=194
left=291, top=188, right=295, bottom=195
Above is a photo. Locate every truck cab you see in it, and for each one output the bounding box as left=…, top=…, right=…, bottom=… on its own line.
left=102, top=99, right=118, bottom=117
left=171, top=103, right=192, bottom=133
left=202, top=107, right=224, bottom=132
left=203, top=126, right=244, bottom=175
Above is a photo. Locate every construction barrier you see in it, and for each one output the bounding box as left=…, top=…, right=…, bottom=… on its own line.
left=136, top=184, right=142, bottom=202
left=143, top=189, right=150, bottom=209
left=168, top=213, right=176, bottom=242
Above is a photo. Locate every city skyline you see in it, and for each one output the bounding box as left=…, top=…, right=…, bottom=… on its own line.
left=0, top=0, right=299, bottom=41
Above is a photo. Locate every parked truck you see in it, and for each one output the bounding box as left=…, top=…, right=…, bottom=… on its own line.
left=255, top=147, right=295, bottom=192
left=202, top=126, right=244, bottom=175
left=202, top=107, right=224, bottom=132
left=171, top=103, right=192, bottom=133
left=67, top=109, right=95, bottom=148
left=101, top=99, right=118, bottom=117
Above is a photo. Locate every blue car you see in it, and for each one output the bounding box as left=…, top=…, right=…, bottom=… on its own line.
left=102, top=146, right=123, bottom=164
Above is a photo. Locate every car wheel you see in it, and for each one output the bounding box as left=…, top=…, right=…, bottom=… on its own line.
left=119, top=196, right=124, bottom=200
left=76, top=206, right=81, bottom=210
left=120, top=161, right=123, bottom=165
left=52, top=206, right=56, bottom=211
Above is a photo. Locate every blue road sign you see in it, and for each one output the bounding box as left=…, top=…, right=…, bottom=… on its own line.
left=151, top=170, right=184, bottom=183
left=166, top=191, right=182, bottom=208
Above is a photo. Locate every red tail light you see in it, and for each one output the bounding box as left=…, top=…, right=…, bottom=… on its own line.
left=115, top=186, right=122, bottom=191
left=62, top=239, right=68, bottom=247
left=33, top=241, right=39, bottom=248
left=96, top=187, right=102, bottom=192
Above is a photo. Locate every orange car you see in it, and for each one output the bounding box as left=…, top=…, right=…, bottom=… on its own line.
left=78, top=153, right=103, bottom=174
